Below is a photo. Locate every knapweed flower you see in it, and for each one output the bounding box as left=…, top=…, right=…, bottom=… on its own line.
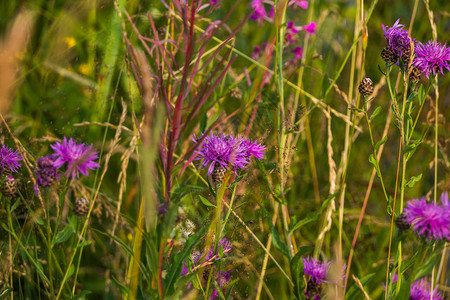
left=35, top=155, right=59, bottom=187
left=302, top=22, right=316, bottom=34
left=403, top=197, right=450, bottom=241
left=0, top=145, right=22, bottom=173
left=289, top=0, right=308, bottom=9
left=210, top=270, right=232, bottom=300
left=250, top=0, right=268, bottom=22
left=51, top=137, right=100, bottom=179
left=413, top=41, right=450, bottom=78
left=382, top=19, right=411, bottom=60
left=193, top=132, right=265, bottom=175
left=293, top=47, right=303, bottom=60
left=409, top=278, right=442, bottom=300
left=302, top=257, right=330, bottom=284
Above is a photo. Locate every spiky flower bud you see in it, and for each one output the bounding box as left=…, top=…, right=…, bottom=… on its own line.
left=409, top=66, right=422, bottom=82
left=395, top=212, right=411, bottom=230
left=401, top=46, right=412, bottom=65
left=212, top=163, right=226, bottom=188
left=381, top=46, right=397, bottom=63
left=358, top=77, right=374, bottom=96
left=73, top=198, right=89, bottom=217
left=1, top=175, right=18, bottom=197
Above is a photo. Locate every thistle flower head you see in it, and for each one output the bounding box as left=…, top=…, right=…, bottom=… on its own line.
left=210, top=270, right=232, bottom=300
left=302, top=257, right=330, bottom=284
left=289, top=0, right=308, bottom=9
left=194, top=132, right=265, bottom=175
left=0, top=145, right=22, bottom=173
left=403, top=197, right=450, bottom=241
left=409, top=278, right=442, bottom=300
left=382, top=19, right=411, bottom=59
left=412, top=41, right=450, bottom=78
left=51, top=137, right=100, bottom=179
left=35, top=155, right=59, bottom=187
left=250, top=0, right=268, bottom=22
left=302, top=22, right=316, bottom=34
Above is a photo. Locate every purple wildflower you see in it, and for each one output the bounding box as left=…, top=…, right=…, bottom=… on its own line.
left=302, top=22, right=316, bottom=34
left=194, top=133, right=265, bottom=175
left=403, top=197, right=450, bottom=241
left=289, top=0, right=308, bottom=9
left=382, top=19, right=411, bottom=59
left=251, top=0, right=267, bottom=22
left=210, top=270, right=232, bottom=300
left=413, top=41, right=450, bottom=78
left=293, top=47, right=303, bottom=60
left=409, top=278, right=442, bottom=300
left=51, top=137, right=100, bottom=180
left=302, top=257, right=330, bottom=284
left=35, top=155, right=59, bottom=187
left=0, top=145, right=22, bottom=173
left=252, top=45, right=262, bottom=59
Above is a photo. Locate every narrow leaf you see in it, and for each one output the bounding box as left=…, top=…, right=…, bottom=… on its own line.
left=54, top=226, right=74, bottom=245
left=369, top=106, right=382, bottom=121
left=198, top=195, right=216, bottom=207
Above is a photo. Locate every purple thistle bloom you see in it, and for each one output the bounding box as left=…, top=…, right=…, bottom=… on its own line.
left=0, top=145, right=22, bottom=173
left=382, top=19, right=411, bottom=59
left=210, top=270, right=232, bottom=300
left=413, top=41, right=450, bottom=78
left=302, top=257, right=330, bottom=284
left=302, top=22, right=316, bottom=34
left=409, top=278, right=442, bottom=300
left=404, top=197, right=450, bottom=241
left=51, top=137, right=100, bottom=180
left=250, top=0, right=268, bottom=22
left=194, top=132, right=265, bottom=175
left=289, top=0, right=308, bottom=9
left=35, top=155, right=59, bottom=187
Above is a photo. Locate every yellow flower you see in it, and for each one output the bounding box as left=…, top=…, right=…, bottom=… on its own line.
left=64, top=36, right=76, bottom=48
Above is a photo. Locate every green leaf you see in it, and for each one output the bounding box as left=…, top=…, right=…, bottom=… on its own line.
left=76, top=240, right=92, bottom=249
left=369, top=154, right=381, bottom=180
left=111, top=275, right=129, bottom=297
left=270, top=225, right=290, bottom=259
left=164, top=227, right=206, bottom=296
left=198, top=195, right=216, bottom=208
left=369, top=106, right=382, bottom=121
left=35, top=217, right=45, bottom=226
left=289, top=193, right=335, bottom=234
left=418, top=85, right=425, bottom=106
left=406, top=91, right=418, bottom=103
left=374, top=136, right=388, bottom=153
left=290, top=251, right=306, bottom=300
left=200, top=113, right=207, bottom=133
left=414, top=253, right=440, bottom=280
left=345, top=273, right=375, bottom=300
left=54, top=225, right=74, bottom=245
left=406, top=174, right=422, bottom=188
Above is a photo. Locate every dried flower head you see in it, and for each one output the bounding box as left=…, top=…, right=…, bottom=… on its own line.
left=409, top=278, right=442, bottom=300
left=403, top=197, right=450, bottom=241
left=382, top=19, right=411, bottom=60
left=0, top=145, right=22, bottom=173
left=51, top=137, right=100, bottom=179
left=413, top=41, right=450, bottom=78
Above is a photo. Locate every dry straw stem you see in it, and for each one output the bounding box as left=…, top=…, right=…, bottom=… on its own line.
left=0, top=10, right=34, bottom=115
left=351, top=275, right=371, bottom=299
